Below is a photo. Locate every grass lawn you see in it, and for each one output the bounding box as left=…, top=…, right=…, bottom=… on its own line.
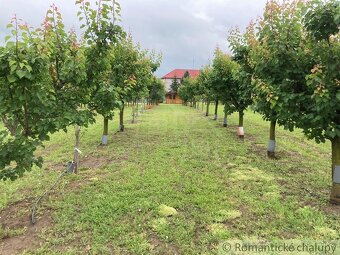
left=0, top=104, right=339, bottom=254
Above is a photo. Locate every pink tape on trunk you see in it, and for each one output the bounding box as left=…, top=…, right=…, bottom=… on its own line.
left=237, top=127, right=244, bottom=136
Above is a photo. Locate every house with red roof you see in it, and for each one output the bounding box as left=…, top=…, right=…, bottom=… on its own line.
left=161, top=69, right=201, bottom=104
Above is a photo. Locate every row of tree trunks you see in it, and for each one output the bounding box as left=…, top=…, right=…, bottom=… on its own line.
left=203, top=100, right=219, bottom=119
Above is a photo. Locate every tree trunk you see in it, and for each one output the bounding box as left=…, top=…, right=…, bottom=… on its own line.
left=237, top=110, right=244, bottom=139
left=267, top=120, right=277, bottom=158
left=214, top=100, right=218, bottom=120
left=102, top=117, right=109, bottom=145
left=73, top=125, right=80, bottom=174
left=223, top=104, right=228, bottom=127
left=119, top=103, right=125, bottom=132
left=206, top=101, right=210, bottom=116
left=132, top=104, right=135, bottom=124
left=201, top=100, right=204, bottom=111
left=136, top=99, right=139, bottom=117
left=330, top=136, right=340, bottom=204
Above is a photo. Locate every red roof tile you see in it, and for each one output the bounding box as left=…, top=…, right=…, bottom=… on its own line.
left=162, top=69, right=201, bottom=79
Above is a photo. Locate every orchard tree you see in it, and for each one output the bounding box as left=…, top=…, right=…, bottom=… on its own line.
left=144, top=51, right=162, bottom=109
left=212, top=49, right=248, bottom=138
left=147, top=77, right=165, bottom=106
left=129, top=47, right=157, bottom=123
left=228, top=25, right=254, bottom=135
left=198, top=67, right=220, bottom=120
left=178, top=77, right=199, bottom=107
left=0, top=8, right=92, bottom=180
left=178, top=79, right=190, bottom=105
left=250, top=0, right=313, bottom=156
left=196, top=66, right=215, bottom=116
left=111, top=35, right=138, bottom=132
left=0, top=18, right=48, bottom=180
left=302, top=0, right=340, bottom=204
left=76, top=0, right=124, bottom=145
left=43, top=5, right=94, bottom=172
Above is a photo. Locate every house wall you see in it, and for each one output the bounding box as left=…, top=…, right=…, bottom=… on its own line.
left=165, top=93, right=182, bottom=104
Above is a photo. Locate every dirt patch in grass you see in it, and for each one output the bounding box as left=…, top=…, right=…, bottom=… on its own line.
left=193, top=224, right=207, bottom=243
left=248, top=145, right=267, bottom=159
left=44, top=161, right=68, bottom=172
left=0, top=149, right=128, bottom=255
left=0, top=198, right=53, bottom=255
left=149, top=233, right=180, bottom=255
left=278, top=180, right=339, bottom=216
left=81, top=155, right=113, bottom=169
left=81, top=153, right=128, bottom=169
left=322, top=203, right=340, bottom=215
left=274, top=150, right=302, bottom=161
left=224, top=125, right=239, bottom=134
left=45, top=152, right=127, bottom=173
left=300, top=197, right=340, bottom=216
left=247, top=137, right=303, bottom=162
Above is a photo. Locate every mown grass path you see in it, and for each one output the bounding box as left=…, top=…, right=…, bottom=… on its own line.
left=0, top=104, right=339, bottom=255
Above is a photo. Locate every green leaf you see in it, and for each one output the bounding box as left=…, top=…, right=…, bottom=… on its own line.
left=6, top=41, right=15, bottom=48
left=16, top=70, right=26, bottom=79
left=6, top=24, right=13, bottom=29
left=26, top=65, right=33, bottom=72
left=7, top=74, right=17, bottom=83
left=336, top=92, right=340, bottom=101
left=5, top=35, right=11, bottom=42
left=9, top=60, right=16, bottom=67
left=25, top=72, right=33, bottom=80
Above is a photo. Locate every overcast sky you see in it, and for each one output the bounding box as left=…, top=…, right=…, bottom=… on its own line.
left=0, top=0, right=267, bottom=77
